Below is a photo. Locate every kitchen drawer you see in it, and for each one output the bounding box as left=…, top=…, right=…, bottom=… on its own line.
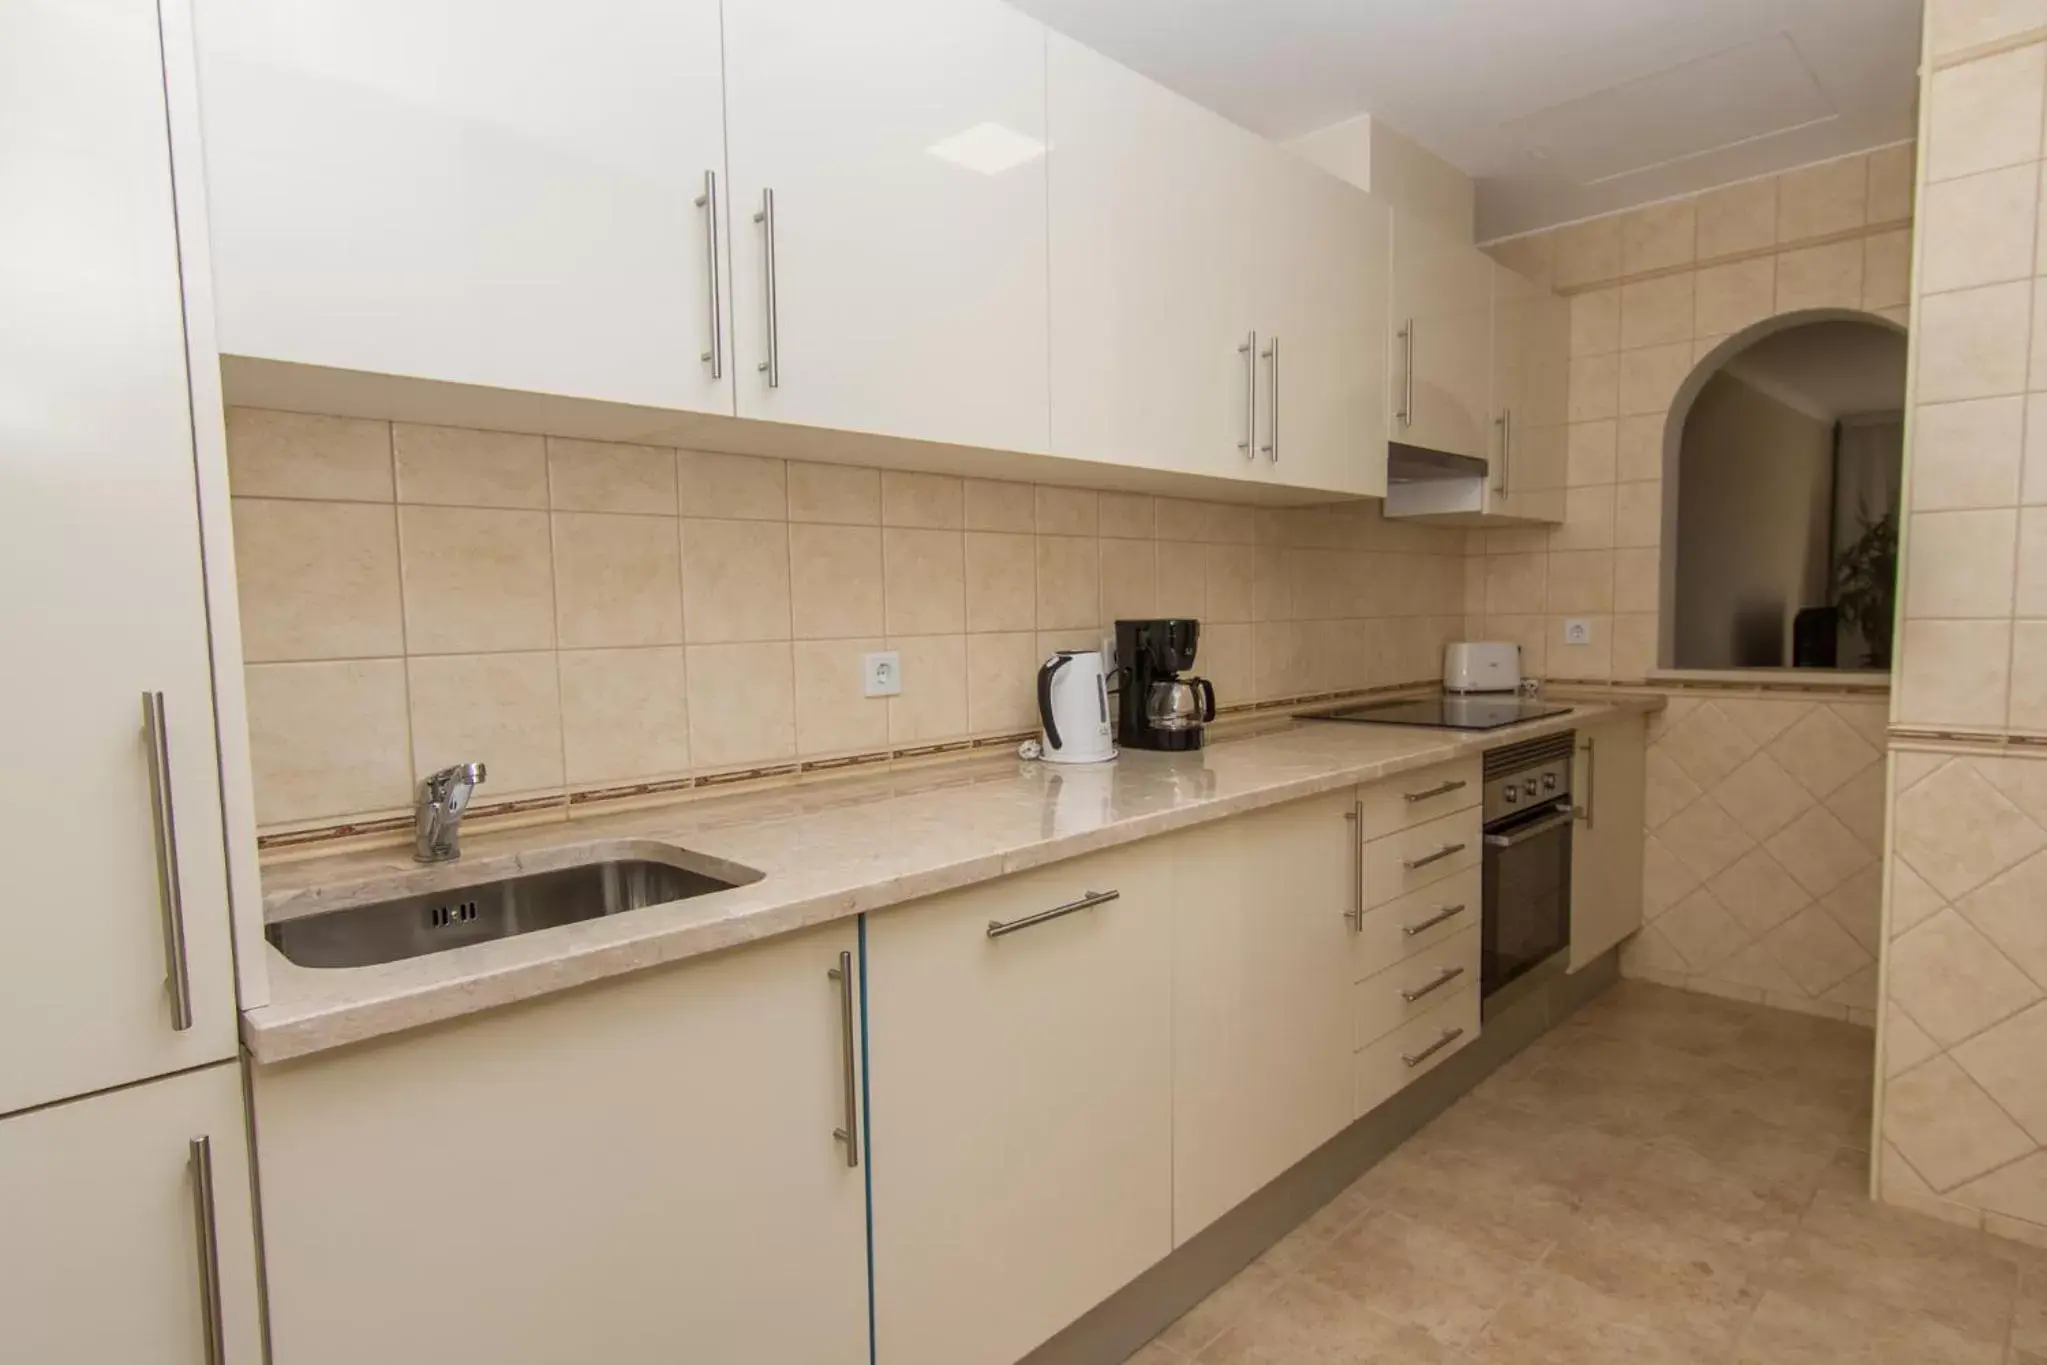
left=1351, top=867, right=1479, bottom=982
left=1351, top=925, right=1479, bottom=1051
left=1355, top=985, right=1479, bottom=1119
left=1353, top=758, right=1481, bottom=840
left=1363, top=807, right=1481, bottom=908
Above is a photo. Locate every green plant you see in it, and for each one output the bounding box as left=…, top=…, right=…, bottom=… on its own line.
left=1833, top=511, right=1897, bottom=668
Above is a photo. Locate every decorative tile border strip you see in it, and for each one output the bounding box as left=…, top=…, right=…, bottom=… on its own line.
left=1930, top=26, right=2047, bottom=72
left=1546, top=217, right=1913, bottom=299
left=1888, top=728, right=2047, bottom=754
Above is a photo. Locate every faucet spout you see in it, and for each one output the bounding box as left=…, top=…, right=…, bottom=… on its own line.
left=414, top=760, right=488, bottom=863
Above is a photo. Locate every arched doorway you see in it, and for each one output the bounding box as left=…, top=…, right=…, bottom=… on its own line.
left=1660, top=310, right=1908, bottom=671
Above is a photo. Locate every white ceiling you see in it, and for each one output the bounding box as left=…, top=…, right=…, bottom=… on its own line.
left=1720, top=320, right=1909, bottom=421
left=1009, top=0, right=1923, bottom=240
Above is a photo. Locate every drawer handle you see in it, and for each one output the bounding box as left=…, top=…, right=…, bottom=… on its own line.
left=1403, top=903, right=1466, bottom=937
left=1403, top=1027, right=1465, bottom=1069
left=1400, top=965, right=1465, bottom=1003
left=827, top=952, right=860, bottom=1168
left=188, top=1137, right=227, bottom=1365
left=1404, top=779, right=1467, bottom=804
left=1403, top=842, right=1465, bottom=872
left=988, top=889, right=1119, bottom=939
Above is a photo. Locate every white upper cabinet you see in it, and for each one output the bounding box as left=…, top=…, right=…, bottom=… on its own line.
left=194, top=0, right=734, bottom=412
left=2, top=0, right=240, bottom=1115
left=1388, top=211, right=1493, bottom=460
left=723, top=0, right=1050, bottom=453
left=1487, top=260, right=1569, bottom=522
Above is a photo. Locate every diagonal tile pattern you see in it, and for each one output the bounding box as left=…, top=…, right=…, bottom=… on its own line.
left=1621, top=695, right=1889, bottom=1021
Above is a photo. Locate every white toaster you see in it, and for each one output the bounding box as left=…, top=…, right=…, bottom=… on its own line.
left=1443, top=642, right=1522, bottom=694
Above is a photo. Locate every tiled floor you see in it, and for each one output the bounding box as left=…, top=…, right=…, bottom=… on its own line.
left=1129, top=981, right=2047, bottom=1365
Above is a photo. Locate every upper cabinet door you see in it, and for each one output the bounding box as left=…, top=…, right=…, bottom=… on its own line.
left=1258, top=158, right=1390, bottom=496
left=1, top=0, right=239, bottom=1115
left=723, top=0, right=1049, bottom=454
left=1048, top=34, right=1268, bottom=481
left=1389, top=213, right=1492, bottom=460
left=194, top=0, right=732, bottom=412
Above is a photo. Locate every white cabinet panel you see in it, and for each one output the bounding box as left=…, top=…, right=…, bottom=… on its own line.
left=195, top=0, right=732, bottom=412
left=1355, top=985, right=1479, bottom=1117
left=1389, top=212, right=1492, bottom=460
left=1048, top=33, right=1267, bottom=480
left=0, top=1062, right=264, bottom=1364
left=1571, top=715, right=1649, bottom=970
left=724, top=0, right=1049, bottom=453
left=867, top=842, right=1173, bottom=1365
left=254, top=924, right=870, bottom=1365
left=1489, top=261, right=1569, bottom=522
left=2, top=0, right=238, bottom=1114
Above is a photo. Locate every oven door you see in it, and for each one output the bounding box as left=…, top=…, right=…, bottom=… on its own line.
left=1482, top=799, right=1573, bottom=999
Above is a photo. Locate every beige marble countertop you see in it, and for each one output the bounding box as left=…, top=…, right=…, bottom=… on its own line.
left=245, top=693, right=1662, bottom=1064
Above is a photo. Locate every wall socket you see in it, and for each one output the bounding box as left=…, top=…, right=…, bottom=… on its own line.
left=1563, top=619, right=1592, bottom=646
left=862, top=650, right=902, bottom=697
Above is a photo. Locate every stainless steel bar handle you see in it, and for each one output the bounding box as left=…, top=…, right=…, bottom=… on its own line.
left=144, top=692, right=195, bottom=1032
left=1402, top=903, right=1467, bottom=937
left=1398, top=320, right=1415, bottom=428
left=987, top=888, right=1119, bottom=938
left=1238, top=331, right=1258, bottom=459
left=1344, top=804, right=1364, bottom=931
left=694, top=170, right=724, bottom=379
left=1575, top=737, right=1597, bottom=829
left=1493, top=412, right=1507, bottom=493
left=753, top=188, right=780, bottom=388
left=1400, top=965, right=1466, bottom=1003
left=1502, top=408, right=1513, bottom=493
left=1485, top=804, right=1575, bottom=848
left=1402, top=842, right=1465, bottom=872
left=1403, top=778, right=1467, bottom=804
left=827, top=953, right=860, bottom=1166
left=187, top=1137, right=227, bottom=1365
left=1260, top=335, right=1280, bottom=462
left=1403, top=1027, right=1464, bottom=1069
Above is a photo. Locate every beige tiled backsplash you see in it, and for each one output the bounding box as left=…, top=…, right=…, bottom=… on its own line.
left=227, top=407, right=1466, bottom=834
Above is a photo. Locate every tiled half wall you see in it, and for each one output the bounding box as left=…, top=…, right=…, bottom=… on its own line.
left=225, top=408, right=1467, bottom=837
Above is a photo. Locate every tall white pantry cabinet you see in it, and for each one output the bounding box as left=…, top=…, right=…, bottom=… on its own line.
left=0, top=0, right=263, bottom=1360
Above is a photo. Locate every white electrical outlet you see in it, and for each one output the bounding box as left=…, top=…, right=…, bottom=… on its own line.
left=1563, top=619, right=1592, bottom=646
left=862, top=650, right=902, bottom=697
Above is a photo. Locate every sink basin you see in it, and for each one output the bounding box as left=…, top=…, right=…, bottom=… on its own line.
left=265, top=852, right=753, bottom=969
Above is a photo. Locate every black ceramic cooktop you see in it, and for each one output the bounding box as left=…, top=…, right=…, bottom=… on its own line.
left=1302, top=694, right=1572, bottom=731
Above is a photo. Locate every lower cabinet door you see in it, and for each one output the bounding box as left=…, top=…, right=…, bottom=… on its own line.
left=254, top=923, right=870, bottom=1365
left=867, top=842, right=1174, bottom=1365
left=1571, top=715, right=1650, bottom=970
left=0, top=1061, right=263, bottom=1365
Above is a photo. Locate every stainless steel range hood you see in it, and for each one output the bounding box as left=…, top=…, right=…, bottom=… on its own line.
left=1384, top=441, right=1490, bottom=517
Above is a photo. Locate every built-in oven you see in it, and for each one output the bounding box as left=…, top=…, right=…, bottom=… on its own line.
left=1481, top=731, right=1574, bottom=1004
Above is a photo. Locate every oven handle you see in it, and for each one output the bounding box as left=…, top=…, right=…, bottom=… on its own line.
left=1483, top=803, right=1574, bottom=848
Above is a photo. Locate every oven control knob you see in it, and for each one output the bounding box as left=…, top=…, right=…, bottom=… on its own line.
left=1523, top=777, right=1539, bottom=797
left=1543, top=773, right=1558, bottom=792
left=1503, top=787, right=1519, bottom=804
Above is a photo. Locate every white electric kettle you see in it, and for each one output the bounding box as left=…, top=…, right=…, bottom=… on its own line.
left=1036, top=650, right=1116, bottom=764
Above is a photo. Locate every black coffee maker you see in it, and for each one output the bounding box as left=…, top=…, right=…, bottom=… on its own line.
left=1115, top=619, right=1215, bottom=751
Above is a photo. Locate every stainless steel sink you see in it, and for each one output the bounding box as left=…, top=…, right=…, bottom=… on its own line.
left=265, top=852, right=754, bottom=969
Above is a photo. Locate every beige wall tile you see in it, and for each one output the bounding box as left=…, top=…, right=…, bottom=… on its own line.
left=1866, top=142, right=1918, bottom=221
left=964, top=478, right=1036, bottom=532
left=1774, top=240, right=1865, bottom=313
left=882, top=527, right=966, bottom=635
left=965, top=631, right=1039, bottom=735
left=791, top=637, right=889, bottom=757
left=1613, top=480, right=1663, bottom=548
left=1619, top=200, right=1696, bottom=274
left=245, top=659, right=411, bottom=824
left=1620, top=274, right=1695, bottom=349
left=408, top=651, right=563, bottom=797
left=1612, top=612, right=1657, bottom=678
left=1545, top=550, right=1614, bottom=613
left=887, top=634, right=968, bottom=744
left=962, top=531, right=1035, bottom=632
left=1921, top=164, right=2041, bottom=293
left=1552, top=484, right=1618, bottom=551
left=1695, top=177, right=1779, bottom=260
left=2017, top=507, right=2047, bottom=614
left=1098, top=537, right=1157, bottom=623
left=1916, top=281, right=2033, bottom=402
left=1569, top=288, right=1620, bottom=357
left=881, top=471, right=964, bottom=529
left=1612, top=547, right=1660, bottom=613
left=392, top=424, right=547, bottom=509
left=1861, top=229, right=1913, bottom=312
left=678, top=451, right=785, bottom=521
left=1776, top=156, right=1870, bottom=242
left=398, top=506, right=555, bottom=654
left=2026, top=395, right=2047, bottom=503
left=1884, top=1055, right=2038, bottom=1191
left=1928, top=0, right=2047, bottom=58
left=1485, top=232, right=1555, bottom=289
left=1205, top=544, right=1254, bottom=622
left=1619, top=343, right=1694, bottom=417
left=1156, top=541, right=1205, bottom=619
left=1927, top=44, right=2047, bottom=182
left=1912, top=397, right=2025, bottom=511
left=1906, top=509, right=2018, bottom=619
left=686, top=642, right=795, bottom=769
left=545, top=438, right=675, bottom=514
left=1896, top=619, right=2013, bottom=727
left=1553, top=216, right=1622, bottom=290
left=1208, top=502, right=1257, bottom=545
left=226, top=409, right=392, bottom=501
left=1567, top=354, right=1620, bottom=423
left=2008, top=623, right=2047, bottom=729
left=232, top=499, right=403, bottom=662
left=682, top=518, right=791, bottom=643
left=1098, top=492, right=1155, bottom=539
left=1200, top=620, right=1253, bottom=703
left=1615, top=415, right=1664, bottom=483
left=787, top=461, right=880, bottom=525
left=2031, top=278, right=2047, bottom=391
left=1566, top=420, right=1617, bottom=487
left=1037, top=535, right=1100, bottom=629
left=1693, top=257, right=1777, bottom=339
left=1036, top=485, right=1098, bottom=537
left=551, top=511, right=684, bottom=649
left=1485, top=553, right=1546, bottom=615
left=789, top=523, right=884, bottom=639
left=558, top=646, right=690, bottom=784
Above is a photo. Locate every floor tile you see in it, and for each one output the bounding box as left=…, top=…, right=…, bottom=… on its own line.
left=1194, top=1275, right=1469, bottom=1364
left=1300, top=1208, right=1536, bottom=1349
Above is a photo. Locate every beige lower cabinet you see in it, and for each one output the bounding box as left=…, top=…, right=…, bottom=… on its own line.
left=253, top=922, right=870, bottom=1365
left=0, top=1060, right=264, bottom=1364
left=1570, top=713, right=1649, bottom=970
left=1167, top=791, right=1356, bottom=1241
left=866, top=841, right=1174, bottom=1365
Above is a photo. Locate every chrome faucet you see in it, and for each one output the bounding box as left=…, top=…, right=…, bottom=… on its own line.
left=414, top=761, right=487, bottom=863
